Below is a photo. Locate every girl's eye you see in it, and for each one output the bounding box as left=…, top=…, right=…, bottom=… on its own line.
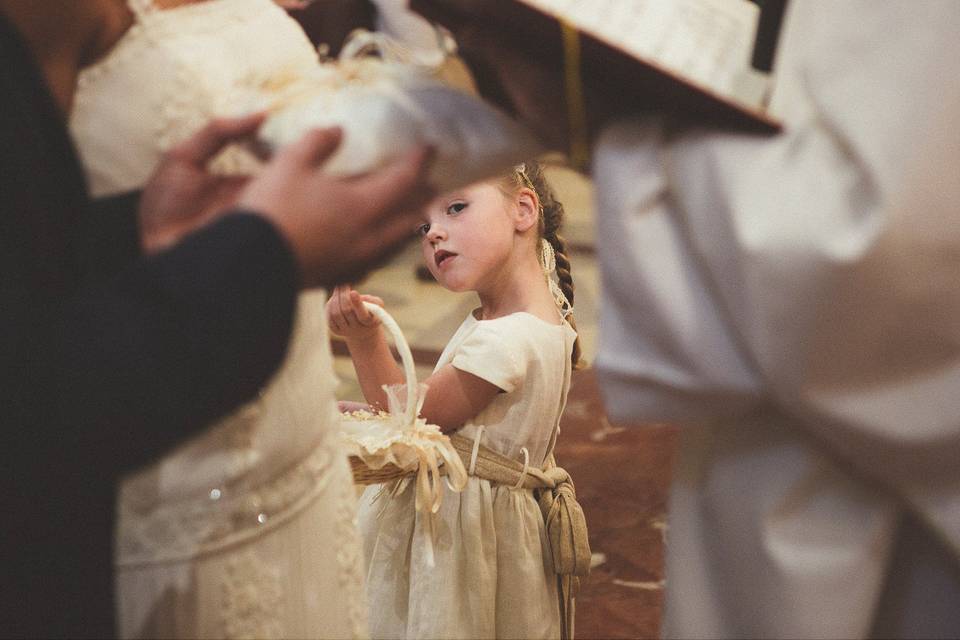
left=415, top=222, right=431, bottom=237
left=446, top=202, right=467, bottom=216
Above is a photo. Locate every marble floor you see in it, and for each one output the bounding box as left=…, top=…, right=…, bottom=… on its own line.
left=333, top=167, right=675, bottom=639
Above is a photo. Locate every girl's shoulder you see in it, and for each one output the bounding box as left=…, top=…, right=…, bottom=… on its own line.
left=461, top=309, right=577, bottom=353
left=443, top=310, right=572, bottom=394
left=476, top=308, right=575, bottom=332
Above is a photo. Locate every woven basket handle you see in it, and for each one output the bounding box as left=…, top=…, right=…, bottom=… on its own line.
left=362, top=301, right=419, bottom=425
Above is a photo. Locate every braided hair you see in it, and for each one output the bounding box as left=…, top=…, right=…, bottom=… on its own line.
left=502, top=161, right=584, bottom=369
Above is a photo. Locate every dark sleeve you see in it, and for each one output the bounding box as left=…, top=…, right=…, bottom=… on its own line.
left=30, top=212, right=300, bottom=473
left=79, top=191, right=143, bottom=282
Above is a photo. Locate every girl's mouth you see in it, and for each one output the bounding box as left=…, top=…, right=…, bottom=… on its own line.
left=435, top=250, right=457, bottom=268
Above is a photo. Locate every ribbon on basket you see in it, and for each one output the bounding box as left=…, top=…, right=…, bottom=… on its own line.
left=341, top=395, right=468, bottom=569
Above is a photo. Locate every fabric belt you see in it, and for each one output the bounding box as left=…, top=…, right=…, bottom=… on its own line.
left=448, top=434, right=591, bottom=640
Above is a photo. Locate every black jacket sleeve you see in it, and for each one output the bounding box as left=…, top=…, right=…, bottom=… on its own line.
left=15, top=212, right=300, bottom=474
left=80, top=191, right=143, bottom=282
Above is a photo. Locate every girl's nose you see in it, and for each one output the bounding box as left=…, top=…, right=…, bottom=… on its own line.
left=426, top=224, right=446, bottom=242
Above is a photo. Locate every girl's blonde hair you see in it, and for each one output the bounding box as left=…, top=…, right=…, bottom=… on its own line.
left=501, top=162, right=584, bottom=369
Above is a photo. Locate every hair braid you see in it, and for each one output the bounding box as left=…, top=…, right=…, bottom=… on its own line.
left=511, top=161, right=585, bottom=370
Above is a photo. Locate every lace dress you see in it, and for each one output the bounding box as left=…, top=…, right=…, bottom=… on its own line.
left=69, top=1, right=366, bottom=637
left=358, top=311, right=577, bottom=639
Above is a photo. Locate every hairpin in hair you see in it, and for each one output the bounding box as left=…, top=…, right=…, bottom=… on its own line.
left=539, top=239, right=573, bottom=318
left=514, top=164, right=544, bottom=216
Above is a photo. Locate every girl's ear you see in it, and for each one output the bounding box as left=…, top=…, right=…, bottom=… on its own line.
left=514, top=188, right=539, bottom=233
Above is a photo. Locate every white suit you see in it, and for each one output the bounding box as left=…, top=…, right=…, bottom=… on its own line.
left=593, top=2, right=960, bottom=637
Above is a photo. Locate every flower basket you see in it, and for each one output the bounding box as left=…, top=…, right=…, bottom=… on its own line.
left=339, top=302, right=468, bottom=517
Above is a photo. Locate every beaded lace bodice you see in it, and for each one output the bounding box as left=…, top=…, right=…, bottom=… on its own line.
left=70, top=0, right=320, bottom=196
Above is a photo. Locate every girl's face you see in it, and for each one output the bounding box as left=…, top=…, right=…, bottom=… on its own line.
left=418, top=182, right=518, bottom=292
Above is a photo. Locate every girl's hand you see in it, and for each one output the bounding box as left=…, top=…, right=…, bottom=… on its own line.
left=326, top=285, right=385, bottom=340
left=337, top=400, right=374, bottom=413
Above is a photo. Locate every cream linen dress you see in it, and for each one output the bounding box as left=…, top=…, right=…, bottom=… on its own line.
left=358, top=311, right=578, bottom=639
left=69, top=1, right=366, bottom=637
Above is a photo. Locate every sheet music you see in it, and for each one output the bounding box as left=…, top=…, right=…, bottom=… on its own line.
left=521, top=0, right=762, bottom=105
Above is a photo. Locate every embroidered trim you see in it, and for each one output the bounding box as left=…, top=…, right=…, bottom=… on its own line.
left=333, top=460, right=370, bottom=638
left=116, top=440, right=337, bottom=566
left=219, top=549, right=285, bottom=639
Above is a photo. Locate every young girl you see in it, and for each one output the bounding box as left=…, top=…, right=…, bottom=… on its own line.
left=327, top=162, right=583, bottom=639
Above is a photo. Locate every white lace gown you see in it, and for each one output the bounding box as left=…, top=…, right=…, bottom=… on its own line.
left=69, top=1, right=366, bottom=637
left=358, top=312, right=577, bottom=639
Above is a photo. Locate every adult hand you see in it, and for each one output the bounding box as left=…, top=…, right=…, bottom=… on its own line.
left=239, top=127, right=435, bottom=288
left=326, top=285, right=384, bottom=341
left=138, top=112, right=266, bottom=254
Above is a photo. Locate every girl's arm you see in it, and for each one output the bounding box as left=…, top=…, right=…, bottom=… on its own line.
left=419, top=364, right=500, bottom=433
left=327, top=285, right=500, bottom=429
left=327, top=285, right=404, bottom=409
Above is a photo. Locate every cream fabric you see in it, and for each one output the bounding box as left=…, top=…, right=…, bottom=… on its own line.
left=445, top=433, right=591, bottom=640
left=593, top=1, right=960, bottom=638
left=69, top=2, right=367, bottom=638
left=358, top=312, right=578, bottom=639
left=253, top=53, right=543, bottom=195
left=370, top=0, right=450, bottom=68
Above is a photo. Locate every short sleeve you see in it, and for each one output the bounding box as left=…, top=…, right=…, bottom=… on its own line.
left=451, top=321, right=529, bottom=393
